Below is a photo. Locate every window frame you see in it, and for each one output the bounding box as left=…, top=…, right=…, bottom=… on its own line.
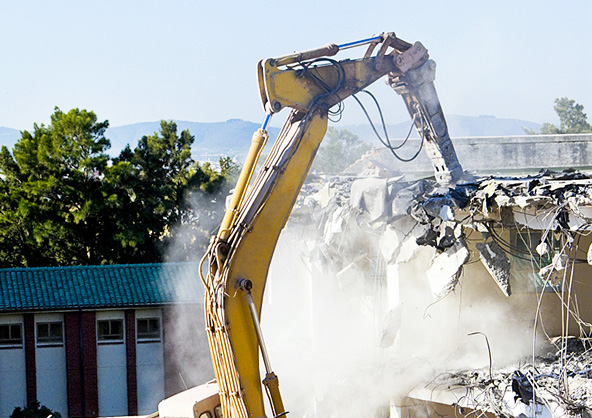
left=97, top=319, right=125, bottom=344
left=510, top=228, right=564, bottom=293
left=36, top=321, right=64, bottom=347
left=136, top=317, right=162, bottom=343
left=0, top=323, right=23, bottom=348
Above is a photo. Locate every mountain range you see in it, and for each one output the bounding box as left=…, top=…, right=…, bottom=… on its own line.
left=0, top=114, right=541, bottom=162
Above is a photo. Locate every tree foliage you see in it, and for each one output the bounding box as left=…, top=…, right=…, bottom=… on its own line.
left=525, top=97, right=592, bottom=135
left=10, top=401, right=61, bottom=418
left=311, top=127, right=369, bottom=174
left=0, top=108, right=237, bottom=267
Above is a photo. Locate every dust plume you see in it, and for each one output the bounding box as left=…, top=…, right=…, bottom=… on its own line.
left=261, top=222, right=540, bottom=417
left=160, top=189, right=223, bottom=394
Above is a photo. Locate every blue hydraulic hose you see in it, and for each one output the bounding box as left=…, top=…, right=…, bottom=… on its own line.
left=261, top=113, right=272, bottom=131
left=337, top=36, right=382, bottom=50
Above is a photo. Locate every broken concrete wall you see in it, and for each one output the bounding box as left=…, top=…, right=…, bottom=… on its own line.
left=264, top=169, right=592, bottom=417
left=287, top=176, right=561, bottom=365
left=533, top=229, right=592, bottom=337
left=384, top=226, right=543, bottom=370
left=305, top=172, right=592, bottom=346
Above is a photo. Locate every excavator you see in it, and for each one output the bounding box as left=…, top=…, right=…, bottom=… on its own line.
left=189, top=32, right=462, bottom=418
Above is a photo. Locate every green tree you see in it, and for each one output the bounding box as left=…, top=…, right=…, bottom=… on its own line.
left=311, top=127, right=370, bottom=174
left=107, top=121, right=239, bottom=263
left=0, top=111, right=237, bottom=267
left=10, top=401, right=61, bottom=418
left=0, top=107, right=112, bottom=266
left=525, top=97, right=592, bottom=134
left=108, top=120, right=201, bottom=262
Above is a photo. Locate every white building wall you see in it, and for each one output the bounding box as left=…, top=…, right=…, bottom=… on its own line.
left=0, top=315, right=26, bottom=418
left=136, top=309, right=165, bottom=414
left=34, top=313, right=68, bottom=418
left=96, top=311, right=128, bottom=416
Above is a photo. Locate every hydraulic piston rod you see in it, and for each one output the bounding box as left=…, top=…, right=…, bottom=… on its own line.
left=236, top=279, right=287, bottom=417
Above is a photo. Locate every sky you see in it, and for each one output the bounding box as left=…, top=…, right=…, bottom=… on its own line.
left=1, top=1, right=591, bottom=131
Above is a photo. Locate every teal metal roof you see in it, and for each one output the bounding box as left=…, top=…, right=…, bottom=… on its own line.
left=0, top=262, right=203, bottom=312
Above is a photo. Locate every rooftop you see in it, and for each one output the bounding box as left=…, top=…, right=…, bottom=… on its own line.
left=0, top=262, right=202, bottom=312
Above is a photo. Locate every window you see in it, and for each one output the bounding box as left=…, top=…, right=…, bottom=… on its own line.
left=511, top=229, right=564, bottom=292
left=97, top=319, right=124, bottom=343
left=0, top=323, right=23, bottom=347
left=137, top=318, right=161, bottom=342
left=36, top=321, right=63, bottom=345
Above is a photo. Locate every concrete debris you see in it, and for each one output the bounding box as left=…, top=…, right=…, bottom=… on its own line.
left=426, top=238, right=469, bottom=298
left=409, top=342, right=592, bottom=418
left=536, top=241, right=551, bottom=256
left=439, top=204, right=454, bottom=221
left=395, top=231, right=431, bottom=265
left=285, top=168, right=592, bottom=417
left=350, top=176, right=425, bottom=226
left=350, top=177, right=390, bottom=225
left=475, top=240, right=512, bottom=297
left=344, top=149, right=404, bottom=178
left=539, top=253, right=569, bottom=287
left=378, top=218, right=416, bottom=264
left=291, top=170, right=592, bottom=303
left=379, top=306, right=402, bottom=348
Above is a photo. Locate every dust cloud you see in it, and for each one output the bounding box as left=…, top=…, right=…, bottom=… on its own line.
left=261, top=225, right=539, bottom=417
left=161, top=190, right=222, bottom=394
left=162, top=185, right=541, bottom=416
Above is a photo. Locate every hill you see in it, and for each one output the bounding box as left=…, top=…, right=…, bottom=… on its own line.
left=343, top=114, right=541, bottom=146
left=106, top=119, right=282, bottom=162
left=0, top=115, right=541, bottom=163
left=0, top=126, right=20, bottom=149
left=106, top=115, right=542, bottom=162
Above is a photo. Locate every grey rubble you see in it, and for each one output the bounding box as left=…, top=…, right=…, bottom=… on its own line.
left=286, top=169, right=592, bottom=417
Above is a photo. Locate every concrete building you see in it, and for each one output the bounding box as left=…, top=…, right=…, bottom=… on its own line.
left=0, top=262, right=211, bottom=418
left=347, top=133, right=592, bottom=178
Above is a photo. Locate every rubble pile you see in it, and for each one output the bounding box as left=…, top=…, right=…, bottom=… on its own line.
left=293, top=170, right=592, bottom=301
left=284, top=169, right=592, bottom=417
left=417, top=341, right=592, bottom=418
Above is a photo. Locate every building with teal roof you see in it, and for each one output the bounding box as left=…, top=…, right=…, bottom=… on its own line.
left=0, top=262, right=211, bottom=418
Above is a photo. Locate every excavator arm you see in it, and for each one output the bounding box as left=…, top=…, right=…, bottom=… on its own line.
left=199, top=32, right=463, bottom=418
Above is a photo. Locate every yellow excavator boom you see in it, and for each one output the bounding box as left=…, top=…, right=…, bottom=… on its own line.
left=199, top=32, right=463, bottom=418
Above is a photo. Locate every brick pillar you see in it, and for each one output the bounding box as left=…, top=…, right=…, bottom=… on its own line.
left=125, top=310, right=137, bottom=415
left=24, top=313, right=36, bottom=406
left=65, top=311, right=99, bottom=418
left=65, top=312, right=82, bottom=418
left=81, top=312, right=98, bottom=417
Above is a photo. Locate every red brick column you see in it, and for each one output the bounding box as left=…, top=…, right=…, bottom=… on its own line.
left=24, top=313, right=36, bottom=406
left=65, top=311, right=99, bottom=418
left=81, top=312, right=98, bottom=417
left=125, top=310, right=137, bottom=415
left=65, top=312, right=82, bottom=417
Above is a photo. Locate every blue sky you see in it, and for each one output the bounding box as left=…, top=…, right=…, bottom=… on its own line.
left=1, top=1, right=590, bottom=130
